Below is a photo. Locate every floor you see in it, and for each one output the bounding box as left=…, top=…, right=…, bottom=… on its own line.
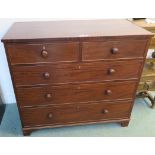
left=0, top=96, right=5, bottom=124
left=0, top=97, right=155, bottom=137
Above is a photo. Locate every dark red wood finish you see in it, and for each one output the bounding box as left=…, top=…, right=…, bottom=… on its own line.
left=1, top=20, right=152, bottom=136
left=16, top=81, right=137, bottom=107
left=2, top=20, right=152, bottom=42
left=12, top=60, right=143, bottom=86
left=82, top=40, right=147, bottom=61
left=7, top=42, right=79, bottom=64
left=21, top=100, right=132, bottom=127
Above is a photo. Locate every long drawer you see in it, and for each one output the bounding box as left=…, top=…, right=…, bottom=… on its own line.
left=6, top=42, right=79, bottom=64
left=82, top=40, right=147, bottom=61
left=16, top=81, right=137, bottom=107
left=21, top=100, right=132, bottom=127
left=12, top=60, right=143, bottom=86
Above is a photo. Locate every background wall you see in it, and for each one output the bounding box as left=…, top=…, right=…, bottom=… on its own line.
left=0, top=18, right=59, bottom=104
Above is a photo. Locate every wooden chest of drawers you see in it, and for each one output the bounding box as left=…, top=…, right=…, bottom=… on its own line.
left=1, top=20, right=152, bottom=135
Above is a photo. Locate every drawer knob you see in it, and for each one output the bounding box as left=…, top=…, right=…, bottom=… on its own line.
left=102, top=109, right=109, bottom=114
left=105, top=89, right=112, bottom=95
left=108, top=68, right=115, bottom=74
left=111, top=48, right=119, bottom=54
left=77, top=86, right=81, bottom=90
left=78, top=65, right=81, bottom=69
left=77, top=105, right=80, bottom=110
left=43, top=72, right=50, bottom=79
left=47, top=113, right=53, bottom=119
left=41, top=50, right=48, bottom=58
left=45, top=93, right=52, bottom=99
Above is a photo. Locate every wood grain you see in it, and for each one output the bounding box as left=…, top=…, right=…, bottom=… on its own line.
left=1, top=20, right=152, bottom=135
left=82, top=40, right=147, bottom=61
left=7, top=42, right=79, bottom=64
left=21, top=100, right=131, bottom=127
left=16, top=81, right=137, bottom=107
left=12, top=60, right=143, bottom=86
left=2, top=20, right=152, bottom=43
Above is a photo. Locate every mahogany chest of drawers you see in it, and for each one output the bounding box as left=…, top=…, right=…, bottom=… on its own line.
left=1, top=20, right=152, bottom=136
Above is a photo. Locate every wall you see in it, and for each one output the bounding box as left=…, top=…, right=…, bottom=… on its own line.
left=0, top=19, right=17, bottom=104
left=0, top=18, right=59, bottom=104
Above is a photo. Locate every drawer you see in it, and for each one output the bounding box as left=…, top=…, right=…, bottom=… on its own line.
left=82, top=40, right=147, bottom=61
left=17, top=81, right=137, bottom=107
left=6, top=42, right=79, bottom=64
left=21, top=100, right=131, bottom=127
left=12, top=60, right=142, bottom=86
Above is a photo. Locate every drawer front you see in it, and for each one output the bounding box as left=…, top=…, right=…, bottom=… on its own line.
left=21, top=101, right=131, bottom=127
left=82, top=40, right=147, bottom=61
left=7, top=42, right=79, bottom=64
left=12, top=60, right=142, bottom=86
left=17, top=81, right=137, bottom=107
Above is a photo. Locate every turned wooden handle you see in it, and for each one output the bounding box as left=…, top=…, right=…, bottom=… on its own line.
left=41, top=50, right=48, bottom=58
left=102, top=109, right=109, bottom=114
left=108, top=68, right=115, bottom=74
left=77, top=105, right=80, bottom=110
left=45, top=93, right=52, bottom=99
left=105, top=89, right=112, bottom=95
left=43, top=72, right=50, bottom=79
left=47, top=113, right=53, bottom=119
left=111, top=47, right=119, bottom=54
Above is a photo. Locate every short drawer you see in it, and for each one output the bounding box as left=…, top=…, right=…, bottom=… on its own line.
left=12, top=60, right=143, bottom=86
left=17, top=81, right=137, bottom=107
left=6, top=42, right=79, bottom=64
left=82, top=40, right=147, bottom=61
left=21, top=100, right=131, bottom=127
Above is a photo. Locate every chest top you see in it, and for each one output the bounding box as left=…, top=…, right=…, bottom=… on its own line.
left=1, top=19, right=152, bottom=43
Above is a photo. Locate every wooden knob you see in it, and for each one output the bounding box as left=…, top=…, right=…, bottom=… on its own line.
left=45, top=93, right=52, bottom=99
left=152, top=51, right=155, bottom=58
left=77, top=105, right=80, bottom=110
left=78, top=65, right=81, bottom=69
left=41, top=50, right=48, bottom=58
left=111, top=48, right=119, bottom=54
left=105, top=89, right=112, bottom=95
left=77, top=86, right=81, bottom=90
left=47, top=113, right=53, bottom=119
left=102, top=109, right=109, bottom=114
left=108, top=69, right=115, bottom=74
left=43, top=72, right=50, bottom=79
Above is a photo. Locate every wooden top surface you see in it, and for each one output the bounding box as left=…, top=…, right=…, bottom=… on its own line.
left=1, top=19, right=152, bottom=42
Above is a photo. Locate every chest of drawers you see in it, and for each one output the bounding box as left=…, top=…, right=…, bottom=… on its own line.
left=1, top=20, right=152, bottom=136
